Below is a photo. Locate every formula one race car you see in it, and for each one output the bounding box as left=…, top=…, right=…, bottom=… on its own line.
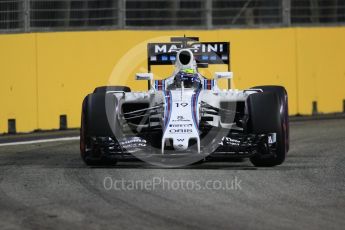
left=80, top=36, right=289, bottom=167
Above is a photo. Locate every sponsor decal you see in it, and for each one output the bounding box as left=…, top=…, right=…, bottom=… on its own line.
left=119, top=137, right=147, bottom=148
left=148, top=42, right=229, bottom=65
left=121, top=143, right=146, bottom=148
left=268, top=133, right=277, bottom=144
left=169, top=124, right=193, bottom=128
left=220, top=137, right=240, bottom=146
left=119, top=138, right=147, bottom=145
left=168, top=129, right=193, bottom=134
left=154, top=43, right=224, bottom=54
left=172, top=116, right=190, bottom=122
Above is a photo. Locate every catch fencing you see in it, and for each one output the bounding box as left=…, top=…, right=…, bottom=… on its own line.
left=1, top=0, right=345, bottom=33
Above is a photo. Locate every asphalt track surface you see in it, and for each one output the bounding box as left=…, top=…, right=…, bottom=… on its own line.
left=0, top=119, right=344, bottom=230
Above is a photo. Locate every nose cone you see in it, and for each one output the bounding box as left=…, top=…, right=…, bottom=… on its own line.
left=173, top=137, right=189, bottom=151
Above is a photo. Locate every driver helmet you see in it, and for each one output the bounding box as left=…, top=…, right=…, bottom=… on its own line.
left=175, top=68, right=200, bottom=88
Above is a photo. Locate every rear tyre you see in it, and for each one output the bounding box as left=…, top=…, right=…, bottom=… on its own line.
left=80, top=93, right=119, bottom=166
left=247, top=92, right=286, bottom=167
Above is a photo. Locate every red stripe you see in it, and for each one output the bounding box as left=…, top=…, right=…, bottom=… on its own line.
left=158, top=80, right=162, bottom=90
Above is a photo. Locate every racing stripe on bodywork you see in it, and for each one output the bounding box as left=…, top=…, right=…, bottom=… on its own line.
left=209, top=80, right=214, bottom=89
left=203, top=79, right=214, bottom=90
left=163, top=91, right=172, bottom=130
left=155, top=80, right=165, bottom=91
left=191, top=90, right=200, bottom=129
left=159, top=80, right=162, bottom=90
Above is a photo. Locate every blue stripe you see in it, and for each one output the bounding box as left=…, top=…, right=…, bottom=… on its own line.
left=163, top=91, right=172, bottom=132
left=195, top=90, right=200, bottom=127
left=168, top=91, right=172, bottom=125
left=191, top=90, right=200, bottom=130
left=163, top=91, right=167, bottom=128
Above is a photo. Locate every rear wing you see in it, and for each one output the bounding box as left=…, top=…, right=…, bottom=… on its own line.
left=147, top=37, right=230, bottom=72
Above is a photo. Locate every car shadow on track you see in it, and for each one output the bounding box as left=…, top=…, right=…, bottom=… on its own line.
left=0, top=145, right=322, bottom=171
left=75, top=155, right=323, bottom=171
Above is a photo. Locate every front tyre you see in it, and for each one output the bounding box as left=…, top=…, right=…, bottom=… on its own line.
left=80, top=94, right=118, bottom=166
left=247, top=92, right=287, bottom=167
left=251, top=85, right=289, bottom=152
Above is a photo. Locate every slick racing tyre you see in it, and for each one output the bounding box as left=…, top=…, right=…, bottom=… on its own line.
left=247, top=92, right=287, bottom=167
left=80, top=93, right=119, bottom=166
left=251, top=85, right=289, bottom=152
left=93, top=86, right=131, bottom=94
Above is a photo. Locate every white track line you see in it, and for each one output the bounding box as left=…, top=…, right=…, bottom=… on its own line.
left=0, top=136, right=80, bottom=147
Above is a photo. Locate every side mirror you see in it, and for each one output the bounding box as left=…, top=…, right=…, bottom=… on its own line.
left=214, top=72, right=233, bottom=79
left=136, top=73, right=153, bottom=81
left=214, top=72, right=233, bottom=90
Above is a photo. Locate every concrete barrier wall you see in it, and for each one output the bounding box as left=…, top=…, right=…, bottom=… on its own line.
left=1, top=27, right=345, bottom=133
left=295, top=28, right=345, bottom=114
left=0, top=34, right=37, bottom=133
